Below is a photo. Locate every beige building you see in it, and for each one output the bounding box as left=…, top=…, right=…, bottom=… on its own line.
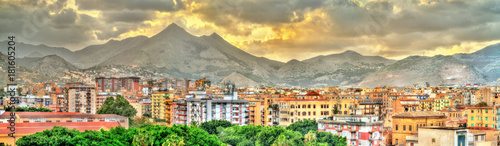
left=418, top=127, right=469, bottom=146
left=67, top=85, right=96, bottom=114
left=392, top=111, right=446, bottom=145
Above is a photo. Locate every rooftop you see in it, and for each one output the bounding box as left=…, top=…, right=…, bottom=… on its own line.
left=419, top=126, right=467, bottom=130
left=0, top=122, right=121, bottom=134
left=393, top=111, right=446, bottom=118
left=1, top=112, right=81, bottom=116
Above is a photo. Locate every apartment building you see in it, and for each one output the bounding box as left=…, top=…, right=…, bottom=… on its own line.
left=467, top=105, right=497, bottom=128
left=277, top=99, right=333, bottom=127
left=151, top=89, right=169, bottom=120
left=66, top=85, right=96, bottom=114
left=95, top=77, right=140, bottom=92
left=392, top=111, right=446, bottom=145
left=185, top=92, right=249, bottom=126
left=318, top=115, right=384, bottom=146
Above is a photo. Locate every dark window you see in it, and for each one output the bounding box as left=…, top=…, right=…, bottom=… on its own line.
left=308, top=105, right=311, bottom=108
left=403, top=125, right=406, bottom=131
left=396, top=125, right=398, bottom=130
left=409, top=126, right=412, bottom=131
left=313, top=105, right=316, bottom=108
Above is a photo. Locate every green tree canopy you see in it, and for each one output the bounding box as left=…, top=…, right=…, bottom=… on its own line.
left=476, top=102, right=488, bottom=107
left=97, top=95, right=137, bottom=118
left=285, top=119, right=318, bottom=135
left=5, top=107, right=52, bottom=112
left=17, top=124, right=225, bottom=146
left=199, top=119, right=234, bottom=135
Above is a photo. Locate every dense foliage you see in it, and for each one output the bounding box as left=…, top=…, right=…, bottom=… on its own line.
left=214, top=123, right=346, bottom=146
left=199, top=119, right=234, bottom=135
left=97, top=95, right=137, bottom=118
left=285, top=119, right=318, bottom=135
left=16, top=125, right=225, bottom=146
left=5, top=106, right=52, bottom=112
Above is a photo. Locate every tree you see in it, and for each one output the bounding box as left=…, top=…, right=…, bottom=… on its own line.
left=143, top=112, right=151, bottom=118
left=132, top=129, right=154, bottom=146
left=332, top=105, right=339, bottom=115
left=271, top=134, right=295, bottom=146
left=316, top=131, right=347, bottom=146
left=199, top=119, right=234, bottom=135
left=477, top=102, right=488, bottom=107
left=304, top=131, right=317, bottom=146
left=190, top=120, right=199, bottom=127
left=285, top=119, right=318, bottom=135
left=17, top=124, right=226, bottom=146
left=97, top=95, right=137, bottom=118
left=16, top=126, right=77, bottom=146
left=163, top=134, right=185, bottom=146
left=5, top=107, right=52, bottom=112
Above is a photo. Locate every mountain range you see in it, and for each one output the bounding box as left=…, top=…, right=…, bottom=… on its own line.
left=1, top=23, right=499, bottom=88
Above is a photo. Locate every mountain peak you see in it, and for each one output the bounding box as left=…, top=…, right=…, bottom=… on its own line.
left=210, top=32, right=223, bottom=40
left=341, top=50, right=361, bottom=55
left=153, top=23, right=190, bottom=38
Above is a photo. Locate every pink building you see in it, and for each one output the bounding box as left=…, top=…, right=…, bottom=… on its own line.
left=318, top=115, right=384, bottom=146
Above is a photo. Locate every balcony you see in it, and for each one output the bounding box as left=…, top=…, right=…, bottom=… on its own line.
left=336, top=127, right=342, bottom=132
left=369, top=138, right=376, bottom=142
left=350, top=128, right=356, bottom=132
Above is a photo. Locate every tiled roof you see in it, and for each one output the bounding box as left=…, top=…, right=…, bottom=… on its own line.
left=0, top=113, right=125, bottom=119
left=0, top=122, right=121, bottom=134
left=393, top=111, right=446, bottom=118
left=468, top=127, right=499, bottom=131
left=276, top=99, right=329, bottom=101
left=1, top=112, right=81, bottom=116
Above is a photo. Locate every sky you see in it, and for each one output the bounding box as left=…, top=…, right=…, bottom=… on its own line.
left=1, top=0, right=500, bottom=62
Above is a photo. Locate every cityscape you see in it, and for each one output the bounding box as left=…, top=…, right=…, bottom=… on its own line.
left=1, top=0, right=500, bottom=146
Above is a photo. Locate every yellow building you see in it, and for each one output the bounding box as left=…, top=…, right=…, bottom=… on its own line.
left=277, top=99, right=333, bottom=127
left=419, top=99, right=434, bottom=111
left=467, top=106, right=497, bottom=128
left=248, top=99, right=264, bottom=126
left=434, top=98, right=453, bottom=111
left=151, top=89, right=168, bottom=121
left=165, top=98, right=173, bottom=126
left=332, top=99, right=358, bottom=115
left=392, top=111, right=446, bottom=145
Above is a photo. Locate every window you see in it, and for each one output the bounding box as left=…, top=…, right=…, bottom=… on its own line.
left=403, top=125, right=406, bottom=131
left=298, top=112, right=301, bottom=116
left=313, top=112, right=316, bottom=115
left=471, top=124, right=474, bottom=127
left=485, top=124, right=488, bottom=127
left=308, top=112, right=311, bottom=116
left=308, top=105, right=311, bottom=108
left=313, top=105, right=316, bottom=108
left=303, top=112, right=306, bottom=116
left=302, top=105, right=306, bottom=108
left=471, top=110, right=474, bottom=113
left=486, top=117, right=488, bottom=121
left=482, top=135, right=485, bottom=140
left=409, top=126, right=412, bottom=131
left=486, top=110, right=488, bottom=113
left=396, top=125, right=398, bottom=130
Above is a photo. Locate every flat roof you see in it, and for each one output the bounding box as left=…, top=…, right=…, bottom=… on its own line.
left=419, top=126, right=467, bottom=130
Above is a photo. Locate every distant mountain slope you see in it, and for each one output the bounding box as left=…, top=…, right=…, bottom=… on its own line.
left=453, top=43, right=500, bottom=82
left=71, top=36, right=148, bottom=69
left=3, top=23, right=499, bottom=87
left=0, top=52, right=51, bottom=85
left=18, top=55, right=79, bottom=77
left=220, top=72, right=260, bottom=87
left=0, top=42, right=74, bottom=60
left=101, top=23, right=283, bottom=83
left=359, top=55, right=486, bottom=88
left=276, top=51, right=396, bottom=87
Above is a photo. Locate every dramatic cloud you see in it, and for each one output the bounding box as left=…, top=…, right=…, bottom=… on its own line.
left=0, top=0, right=499, bottom=61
